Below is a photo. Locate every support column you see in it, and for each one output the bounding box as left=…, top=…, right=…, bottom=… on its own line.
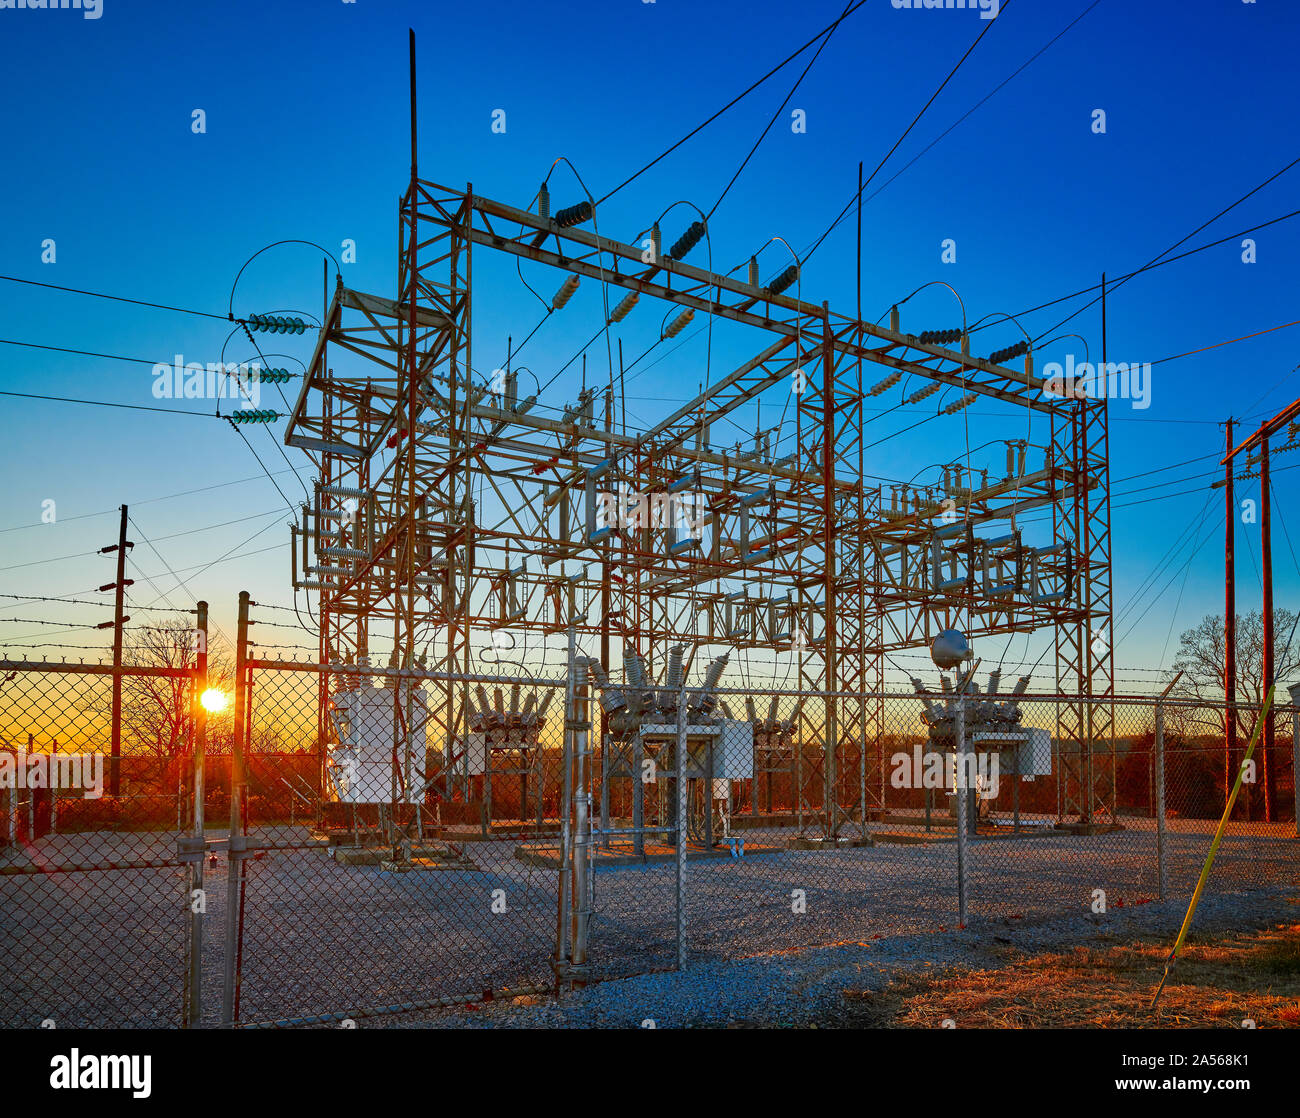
left=570, top=662, right=591, bottom=987
left=1261, top=433, right=1275, bottom=821
left=1288, top=683, right=1300, bottom=839
left=109, top=504, right=129, bottom=798
left=1155, top=700, right=1168, bottom=901
left=1224, top=420, right=1236, bottom=816
left=185, top=601, right=208, bottom=1028
left=954, top=691, right=968, bottom=927
left=220, top=591, right=250, bottom=1028
left=675, top=690, right=687, bottom=971
left=553, top=626, right=576, bottom=987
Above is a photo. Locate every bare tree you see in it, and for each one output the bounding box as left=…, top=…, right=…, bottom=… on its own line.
left=1171, top=609, right=1299, bottom=740
left=1171, top=608, right=1297, bottom=820
left=87, top=616, right=234, bottom=781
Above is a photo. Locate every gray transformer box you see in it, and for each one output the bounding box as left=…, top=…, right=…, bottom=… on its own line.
left=328, top=685, right=428, bottom=804
left=716, top=719, right=754, bottom=780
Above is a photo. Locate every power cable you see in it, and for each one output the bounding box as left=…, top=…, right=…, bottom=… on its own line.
left=0, top=388, right=217, bottom=417
left=706, top=1, right=853, bottom=221
left=1032, top=153, right=1300, bottom=344
left=804, top=2, right=1011, bottom=265
left=595, top=0, right=871, bottom=206
left=0, top=464, right=313, bottom=536
left=0, top=273, right=232, bottom=321
left=967, top=209, right=1300, bottom=339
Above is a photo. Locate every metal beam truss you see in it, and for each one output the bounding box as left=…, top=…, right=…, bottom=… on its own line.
left=283, top=178, right=1115, bottom=833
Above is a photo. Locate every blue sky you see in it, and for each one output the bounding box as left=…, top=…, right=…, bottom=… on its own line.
left=0, top=0, right=1296, bottom=688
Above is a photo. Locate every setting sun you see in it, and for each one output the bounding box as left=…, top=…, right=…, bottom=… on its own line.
left=200, top=688, right=229, bottom=713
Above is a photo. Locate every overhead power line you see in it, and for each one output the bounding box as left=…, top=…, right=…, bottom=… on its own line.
left=0, top=464, right=314, bottom=535
left=808, top=0, right=1104, bottom=266
left=0, top=388, right=220, bottom=417
left=804, top=0, right=1012, bottom=265
left=1032, top=152, right=1300, bottom=344
left=0, top=273, right=231, bottom=321
left=706, top=1, right=854, bottom=221
left=968, top=208, right=1300, bottom=339
left=595, top=0, right=871, bottom=206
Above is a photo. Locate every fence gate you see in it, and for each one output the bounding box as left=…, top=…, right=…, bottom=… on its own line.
left=213, top=594, right=569, bottom=1026
left=0, top=657, right=200, bottom=1029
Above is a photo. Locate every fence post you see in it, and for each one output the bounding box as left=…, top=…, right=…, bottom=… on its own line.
left=185, top=601, right=209, bottom=1028
left=675, top=688, right=687, bottom=970
left=220, top=591, right=250, bottom=1027
left=1289, top=684, right=1300, bottom=839
left=25, top=733, right=35, bottom=839
left=954, top=690, right=968, bottom=927
left=1152, top=673, right=1183, bottom=900
left=1155, top=700, right=1167, bottom=901
left=570, top=659, right=591, bottom=986
left=632, top=721, right=645, bottom=858
left=553, top=626, right=575, bottom=986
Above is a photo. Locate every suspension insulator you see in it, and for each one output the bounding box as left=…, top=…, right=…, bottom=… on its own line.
left=553, top=200, right=593, bottom=228
left=943, top=393, right=977, bottom=415
left=609, top=291, right=639, bottom=322
left=765, top=264, right=798, bottom=297
left=668, top=220, right=706, bottom=260
left=918, top=328, right=962, bottom=346
left=663, top=307, right=695, bottom=338
left=551, top=275, right=580, bottom=309
left=989, top=340, right=1029, bottom=365
left=868, top=371, right=902, bottom=397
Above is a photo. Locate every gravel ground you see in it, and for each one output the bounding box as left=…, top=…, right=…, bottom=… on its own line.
left=2, top=820, right=1296, bottom=1028
left=393, top=887, right=1300, bottom=1029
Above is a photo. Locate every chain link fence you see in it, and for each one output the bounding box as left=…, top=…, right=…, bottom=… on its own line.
left=0, top=660, right=196, bottom=1028
left=225, top=658, right=568, bottom=1026
left=3, top=637, right=1297, bottom=1027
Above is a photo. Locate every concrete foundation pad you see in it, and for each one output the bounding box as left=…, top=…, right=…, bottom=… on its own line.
left=515, top=840, right=785, bottom=869
left=785, top=836, right=874, bottom=850
left=872, top=830, right=956, bottom=845
left=379, top=856, right=478, bottom=873
left=441, top=822, right=563, bottom=842
left=332, top=843, right=465, bottom=867
left=1054, top=822, right=1127, bottom=836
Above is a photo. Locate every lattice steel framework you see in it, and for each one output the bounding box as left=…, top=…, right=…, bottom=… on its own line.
left=283, top=177, right=1115, bottom=833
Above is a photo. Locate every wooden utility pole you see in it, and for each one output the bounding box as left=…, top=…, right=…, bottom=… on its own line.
left=1223, top=395, right=1300, bottom=820
left=1224, top=421, right=1236, bottom=815
left=102, top=504, right=133, bottom=797
left=1261, top=433, right=1275, bottom=821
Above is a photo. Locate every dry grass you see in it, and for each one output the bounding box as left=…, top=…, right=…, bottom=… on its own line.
left=841, top=923, right=1300, bottom=1028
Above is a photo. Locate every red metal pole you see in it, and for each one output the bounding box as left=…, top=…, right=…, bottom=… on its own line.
left=405, top=27, right=418, bottom=669
left=1261, top=432, right=1274, bottom=822
left=821, top=302, right=837, bottom=838
left=109, top=503, right=129, bottom=798
left=1224, top=420, right=1236, bottom=815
